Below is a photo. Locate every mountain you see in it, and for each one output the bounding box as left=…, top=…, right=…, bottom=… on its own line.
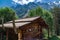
left=11, top=2, right=60, bottom=18
left=11, top=2, right=39, bottom=18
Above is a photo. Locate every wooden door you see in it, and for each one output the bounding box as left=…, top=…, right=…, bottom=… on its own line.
left=24, top=35, right=33, bottom=40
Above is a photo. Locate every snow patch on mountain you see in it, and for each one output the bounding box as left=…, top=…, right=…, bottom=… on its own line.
left=53, top=1, right=60, bottom=5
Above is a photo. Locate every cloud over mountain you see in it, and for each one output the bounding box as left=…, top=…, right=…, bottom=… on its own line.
left=12, top=0, right=35, bottom=5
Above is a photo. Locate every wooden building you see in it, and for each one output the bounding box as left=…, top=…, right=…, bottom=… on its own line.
left=0, top=16, right=49, bottom=40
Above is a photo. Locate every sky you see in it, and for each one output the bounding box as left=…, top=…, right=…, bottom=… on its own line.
left=0, top=0, right=60, bottom=7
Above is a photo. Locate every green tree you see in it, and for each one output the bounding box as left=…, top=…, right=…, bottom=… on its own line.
left=51, top=6, right=60, bottom=35
left=28, top=7, right=43, bottom=17
left=0, top=7, right=18, bottom=34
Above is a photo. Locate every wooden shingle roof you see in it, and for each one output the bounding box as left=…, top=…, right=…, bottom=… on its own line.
left=0, top=16, right=48, bottom=28
left=8, top=16, right=40, bottom=23
left=0, top=22, right=30, bottom=28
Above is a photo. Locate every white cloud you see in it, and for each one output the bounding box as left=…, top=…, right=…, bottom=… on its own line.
left=12, top=0, right=35, bottom=5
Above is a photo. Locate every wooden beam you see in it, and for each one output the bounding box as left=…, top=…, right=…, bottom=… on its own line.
left=9, top=21, right=32, bottom=23
left=18, top=29, right=22, bottom=40
left=1, top=17, right=5, bottom=30
left=6, top=30, right=8, bottom=40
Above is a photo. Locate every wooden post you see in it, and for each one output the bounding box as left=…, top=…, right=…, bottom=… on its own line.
left=39, top=24, right=43, bottom=40
left=6, top=30, right=8, bottom=40
left=18, top=29, right=22, bottom=40
left=12, top=18, right=17, bottom=34
left=40, top=26, right=43, bottom=40
left=1, top=33, right=2, bottom=40
left=1, top=17, right=5, bottom=30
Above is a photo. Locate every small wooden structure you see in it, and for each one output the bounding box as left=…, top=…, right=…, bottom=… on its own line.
left=0, top=16, right=49, bottom=40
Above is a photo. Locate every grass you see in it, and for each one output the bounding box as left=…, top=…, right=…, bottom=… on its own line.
left=49, top=35, right=60, bottom=40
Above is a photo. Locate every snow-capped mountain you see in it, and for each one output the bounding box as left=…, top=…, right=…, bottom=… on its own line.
left=11, top=1, right=60, bottom=18
left=0, top=0, right=60, bottom=7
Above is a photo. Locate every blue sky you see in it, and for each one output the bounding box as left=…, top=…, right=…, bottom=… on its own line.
left=0, top=0, right=13, bottom=7
left=0, top=0, right=60, bottom=7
